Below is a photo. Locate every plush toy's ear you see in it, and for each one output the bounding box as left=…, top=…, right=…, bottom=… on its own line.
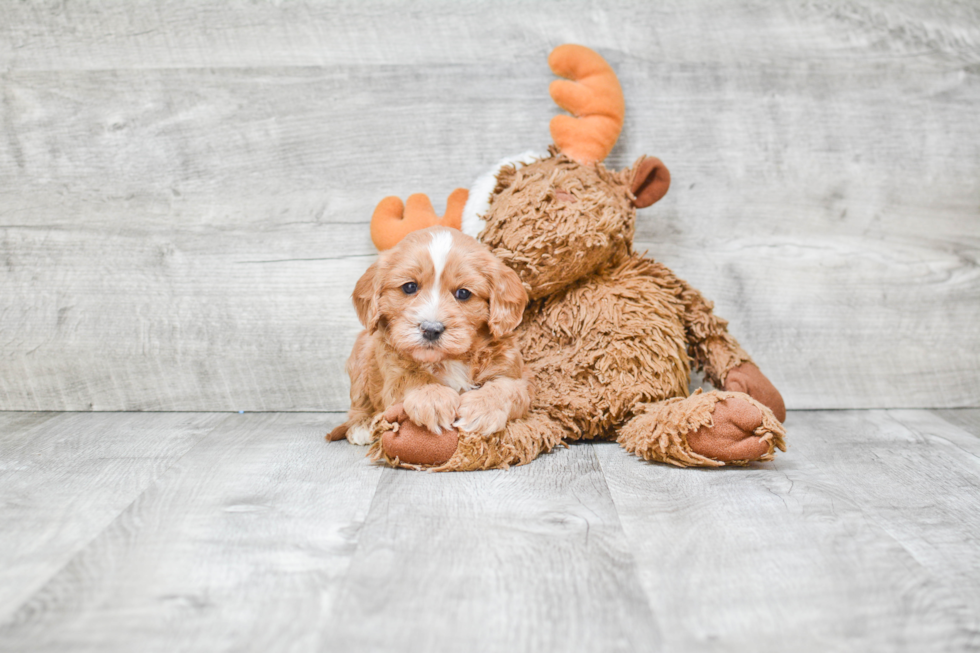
left=488, top=259, right=528, bottom=338
left=630, top=156, right=671, bottom=208
left=371, top=189, right=468, bottom=251
left=352, top=259, right=382, bottom=332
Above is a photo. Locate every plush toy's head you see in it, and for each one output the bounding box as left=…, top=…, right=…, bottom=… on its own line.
left=474, top=45, right=670, bottom=299
left=369, top=44, right=670, bottom=301
left=477, top=149, right=668, bottom=300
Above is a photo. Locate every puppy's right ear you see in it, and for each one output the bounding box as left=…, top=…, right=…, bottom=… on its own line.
left=353, top=260, right=382, bottom=332
left=488, top=260, right=528, bottom=338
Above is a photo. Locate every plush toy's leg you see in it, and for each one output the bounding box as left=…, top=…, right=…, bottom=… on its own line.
left=369, top=405, right=568, bottom=472
left=723, top=362, right=786, bottom=423
left=663, top=267, right=786, bottom=422
left=617, top=390, right=786, bottom=467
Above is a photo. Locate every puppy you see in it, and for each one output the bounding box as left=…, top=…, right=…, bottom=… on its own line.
left=328, top=226, right=531, bottom=446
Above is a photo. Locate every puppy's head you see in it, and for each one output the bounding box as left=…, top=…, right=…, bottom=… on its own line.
left=354, top=227, right=527, bottom=363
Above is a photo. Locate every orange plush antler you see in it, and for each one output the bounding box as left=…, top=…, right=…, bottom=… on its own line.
left=370, top=188, right=469, bottom=251
left=548, top=44, right=625, bottom=165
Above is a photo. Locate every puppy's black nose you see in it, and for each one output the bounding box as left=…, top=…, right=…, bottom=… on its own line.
left=420, top=321, right=445, bottom=342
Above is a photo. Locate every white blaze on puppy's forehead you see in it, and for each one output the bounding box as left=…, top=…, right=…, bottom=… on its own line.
left=410, top=230, right=455, bottom=325
left=428, top=229, right=454, bottom=284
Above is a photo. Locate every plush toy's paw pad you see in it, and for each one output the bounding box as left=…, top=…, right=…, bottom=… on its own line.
left=686, top=398, right=770, bottom=463
left=723, top=363, right=787, bottom=423
left=381, top=419, right=459, bottom=467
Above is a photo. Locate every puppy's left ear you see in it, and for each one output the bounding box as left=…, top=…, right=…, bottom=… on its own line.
left=488, top=260, right=528, bottom=337
left=353, top=259, right=382, bottom=332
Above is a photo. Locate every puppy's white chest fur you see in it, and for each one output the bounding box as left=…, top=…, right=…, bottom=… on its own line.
left=436, top=360, right=479, bottom=393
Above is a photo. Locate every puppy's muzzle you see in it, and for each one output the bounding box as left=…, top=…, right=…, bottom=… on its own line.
left=420, top=321, right=445, bottom=342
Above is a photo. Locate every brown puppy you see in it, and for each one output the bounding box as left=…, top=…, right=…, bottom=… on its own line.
left=329, top=226, right=531, bottom=446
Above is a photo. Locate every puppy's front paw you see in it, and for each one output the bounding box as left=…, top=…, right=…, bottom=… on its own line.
left=403, top=384, right=461, bottom=434
left=454, top=389, right=509, bottom=436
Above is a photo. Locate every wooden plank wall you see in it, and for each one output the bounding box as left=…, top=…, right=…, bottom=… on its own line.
left=1, top=1, right=978, bottom=411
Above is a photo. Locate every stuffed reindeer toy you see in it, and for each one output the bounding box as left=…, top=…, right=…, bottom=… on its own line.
left=331, top=44, right=787, bottom=471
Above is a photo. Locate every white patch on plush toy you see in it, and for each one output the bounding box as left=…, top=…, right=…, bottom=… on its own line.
left=462, top=150, right=544, bottom=238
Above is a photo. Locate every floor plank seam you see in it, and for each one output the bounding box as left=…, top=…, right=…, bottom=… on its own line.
left=311, top=457, right=389, bottom=631
left=0, top=412, right=241, bottom=629
left=887, top=410, right=980, bottom=460
left=586, top=442, right=664, bottom=651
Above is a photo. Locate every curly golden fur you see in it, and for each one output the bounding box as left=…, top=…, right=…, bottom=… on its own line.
left=329, top=227, right=531, bottom=446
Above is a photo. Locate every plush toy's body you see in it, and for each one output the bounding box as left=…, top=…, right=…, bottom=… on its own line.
left=351, top=45, right=787, bottom=471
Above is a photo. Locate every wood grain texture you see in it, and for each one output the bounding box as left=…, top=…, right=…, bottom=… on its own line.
left=0, top=412, right=382, bottom=652
left=1, top=1, right=978, bottom=410
left=2, top=1, right=978, bottom=71
left=0, top=411, right=228, bottom=621
left=0, top=411, right=58, bottom=442
left=3, top=410, right=980, bottom=651
left=322, top=444, right=660, bottom=653
left=932, top=408, right=980, bottom=438
left=596, top=409, right=980, bottom=652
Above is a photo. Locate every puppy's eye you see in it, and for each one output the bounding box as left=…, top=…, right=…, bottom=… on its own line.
left=454, top=288, right=471, bottom=301
left=402, top=282, right=418, bottom=295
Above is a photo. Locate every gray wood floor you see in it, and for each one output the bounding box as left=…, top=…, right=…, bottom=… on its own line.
left=1, top=410, right=979, bottom=652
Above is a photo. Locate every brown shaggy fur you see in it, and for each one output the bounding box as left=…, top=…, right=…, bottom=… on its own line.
left=367, top=45, right=788, bottom=471
left=482, top=149, right=636, bottom=301
left=376, top=149, right=786, bottom=471
left=618, top=391, right=786, bottom=467
left=370, top=409, right=567, bottom=472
